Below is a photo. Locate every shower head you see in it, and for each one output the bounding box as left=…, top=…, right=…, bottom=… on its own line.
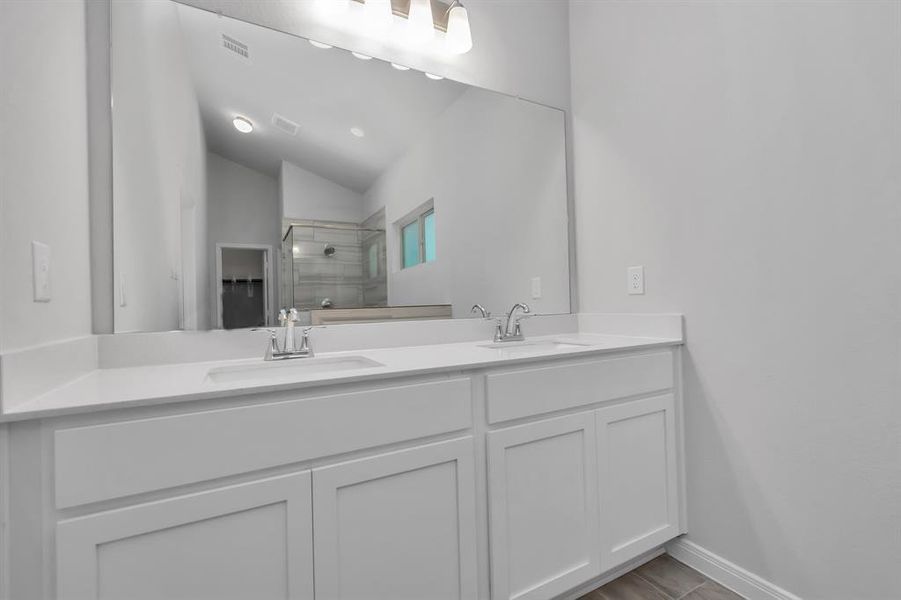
left=323, top=244, right=336, bottom=257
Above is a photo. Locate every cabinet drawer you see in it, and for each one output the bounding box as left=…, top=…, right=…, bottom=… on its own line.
left=54, top=377, right=472, bottom=509
left=486, top=351, right=673, bottom=423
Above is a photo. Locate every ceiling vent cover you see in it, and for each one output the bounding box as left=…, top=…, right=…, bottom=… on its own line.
left=221, top=34, right=250, bottom=62
left=272, top=113, right=300, bottom=136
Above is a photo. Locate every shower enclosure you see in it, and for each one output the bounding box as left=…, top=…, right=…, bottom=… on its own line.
left=281, top=220, right=387, bottom=316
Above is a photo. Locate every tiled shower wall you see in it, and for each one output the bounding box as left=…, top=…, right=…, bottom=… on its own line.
left=282, top=219, right=387, bottom=313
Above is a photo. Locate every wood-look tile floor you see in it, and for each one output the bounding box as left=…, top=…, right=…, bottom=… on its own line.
left=578, top=555, right=746, bottom=600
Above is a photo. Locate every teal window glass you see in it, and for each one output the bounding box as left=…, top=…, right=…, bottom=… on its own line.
left=423, top=211, right=436, bottom=263
left=402, top=222, right=419, bottom=269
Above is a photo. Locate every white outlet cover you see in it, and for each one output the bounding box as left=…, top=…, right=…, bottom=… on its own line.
left=32, top=241, right=51, bottom=302
left=531, top=277, right=542, bottom=299
left=627, top=265, right=645, bottom=295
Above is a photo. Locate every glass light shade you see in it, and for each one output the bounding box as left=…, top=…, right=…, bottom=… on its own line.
left=406, top=0, right=434, bottom=45
left=446, top=4, right=472, bottom=54
left=363, top=0, right=393, bottom=31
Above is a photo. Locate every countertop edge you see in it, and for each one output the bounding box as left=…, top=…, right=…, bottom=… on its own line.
left=1, top=336, right=682, bottom=422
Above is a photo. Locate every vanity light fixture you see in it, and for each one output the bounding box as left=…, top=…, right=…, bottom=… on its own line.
left=308, top=39, right=334, bottom=49
left=424, top=72, right=444, bottom=80
left=350, top=127, right=366, bottom=137
left=390, top=62, right=410, bottom=71
left=351, top=51, right=373, bottom=60
left=445, top=1, right=473, bottom=54
left=232, top=116, right=253, bottom=133
left=345, top=0, right=473, bottom=54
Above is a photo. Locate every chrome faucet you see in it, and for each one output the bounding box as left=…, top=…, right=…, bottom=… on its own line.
left=471, top=304, right=490, bottom=318
left=495, top=302, right=531, bottom=343
left=252, top=309, right=316, bottom=360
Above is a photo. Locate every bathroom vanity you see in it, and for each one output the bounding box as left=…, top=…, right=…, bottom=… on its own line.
left=0, top=3, right=686, bottom=598
left=0, top=324, right=685, bottom=600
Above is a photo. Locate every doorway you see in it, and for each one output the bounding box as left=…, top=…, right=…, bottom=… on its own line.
left=216, top=244, right=273, bottom=329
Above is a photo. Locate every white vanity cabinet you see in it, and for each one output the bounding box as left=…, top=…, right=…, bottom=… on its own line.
left=487, top=412, right=601, bottom=600
left=2, top=346, right=683, bottom=600
left=596, top=394, right=680, bottom=569
left=313, top=437, right=478, bottom=600
left=57, top=472, right=315, bottom=600
left=485, top=351, right=682, bottom=600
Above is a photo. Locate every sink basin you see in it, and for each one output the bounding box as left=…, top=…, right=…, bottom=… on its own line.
left=478, top=339, right=593, bottom=357
left=206, top=355, right=384, bottom=384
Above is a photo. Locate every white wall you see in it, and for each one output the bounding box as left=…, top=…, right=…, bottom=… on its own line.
left=112, top=1, right=208, bottom=332
left=364, top=88, right=570, bottom=317
left=207, top=152, right=280, bottom=323
left=280, top=161, right=365, bottom=224
left=570, top=1, right=901, bottom=598
left=0, top=1, right=93, bottom=352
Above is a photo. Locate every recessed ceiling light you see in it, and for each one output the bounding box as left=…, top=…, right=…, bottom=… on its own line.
left=352, top=52, right=373, bottom=60
left=424, top=72, right=444, bottom=80
left=309, top=40, right=333, bottom=49
left=390, top=62, right=410, bottom=71
left=232, top=116, right=253, bottom=133
left=350, top=127, right=365, bottom=138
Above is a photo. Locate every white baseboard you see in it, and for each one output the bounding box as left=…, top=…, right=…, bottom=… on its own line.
left=554, top=546, right=666, bottom=600
left=666, top=538, right=803, bottom=600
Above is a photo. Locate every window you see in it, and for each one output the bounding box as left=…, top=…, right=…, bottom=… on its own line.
left=399, top=203, right=435, bottom=269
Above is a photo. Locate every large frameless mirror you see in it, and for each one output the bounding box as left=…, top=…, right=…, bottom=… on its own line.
left=111, top=0, right=570, bottom=331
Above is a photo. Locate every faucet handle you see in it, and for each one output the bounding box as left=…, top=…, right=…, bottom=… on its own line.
left=251, top=328, right=280, bottom=360
left=288, top=308, right=299, bottom=322
left=278, top=309, right=288, bottom=326
left=492, top=318, right=505, bottom=343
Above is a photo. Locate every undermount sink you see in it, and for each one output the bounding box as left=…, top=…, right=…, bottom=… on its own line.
left=477, top=339, right=593, bottom=356
left=206, top=355, right=385, bottom=384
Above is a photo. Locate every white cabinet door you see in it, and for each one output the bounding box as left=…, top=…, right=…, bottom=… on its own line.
left=313, top=437, right=478, bottom=600
left=487, top=412, right=601, bottom=600
left=57, top=471, right=313, bottom=600
left=596, top=394, right=679, bottom=569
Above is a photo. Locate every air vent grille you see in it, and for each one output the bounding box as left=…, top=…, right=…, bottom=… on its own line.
left=221, top=34, right=250, bottom=61
left=272, top=113, right=300, bottom=136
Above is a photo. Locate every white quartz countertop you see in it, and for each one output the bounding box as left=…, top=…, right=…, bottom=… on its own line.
left=2, top=333, right=681, bottom=421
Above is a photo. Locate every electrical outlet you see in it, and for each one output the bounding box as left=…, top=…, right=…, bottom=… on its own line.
left=32, top=241, right=51, bottom=302
left=531, top=276, right=542, bottom=299
left=627, top=265, right=644, bottom=295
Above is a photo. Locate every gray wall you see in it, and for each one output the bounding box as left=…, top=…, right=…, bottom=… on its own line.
left=0, top=1, right=92, bottom=352
left=570, top=1, right=901, bottom=598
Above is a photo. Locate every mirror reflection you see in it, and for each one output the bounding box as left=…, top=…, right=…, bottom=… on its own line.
left=112, top=1, right=570, bottom=331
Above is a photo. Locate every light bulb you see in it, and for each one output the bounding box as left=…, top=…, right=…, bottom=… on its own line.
left=390, top=62, right=410, bottom=71
left=309, top=40, right=333, bottom=49
left=232, top=116, right=253, bottom=133
left=352, top=52, right=373, bottom=60
left=446, top=3, right=472, bottom=54
left=406, top=0, right=434, bottom=45
left=425, top=72, right=444, bottom=80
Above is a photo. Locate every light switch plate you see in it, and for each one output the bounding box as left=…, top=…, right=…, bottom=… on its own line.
left=531, top=277, right=542, bottom=299
left=32, top=241, right=51, bottom=302
left=627, top=265, right=644, bottom=295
